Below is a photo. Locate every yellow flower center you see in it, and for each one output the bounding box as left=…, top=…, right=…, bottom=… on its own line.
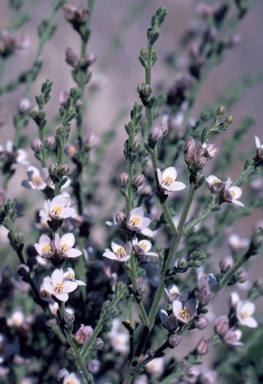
left=66, top=272, right=75, bottom=279
left=130, top=217, right=140, bottom=226
left=212, top=178, right=221, bottom=184
left=60, top=242, right=70, bottom=251
left=170, top=288, right=179, bottom=295
left=54, top=282, right=64, bottom=294
left=42, top=245, right=52, bottom=253
left=52, top=206, right=62, bottom=215
left=230, top=190, right=236, bottom=198
left=239, top=311, right=248, bottom=319
left=116, top=247, right=126, bottom=258
left=178, top=307, right=190, bottom=321
left=65, top=381, right=75, bottom=384
left=162, top=176, right=173, bottom=186
left=139, top=242, right=148, bottom=251
left=32, top=175, right=42, bottom=186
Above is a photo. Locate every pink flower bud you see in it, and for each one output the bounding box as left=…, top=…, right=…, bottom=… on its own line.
left=74, top=324, right=93, bottom=345
left=117, top=172, right=129, bottom=187
left=196, top=336, right=210, bottom=355
left=219, top=255, right=234, bottom=272
left=214, top=315, right=229, bottom=335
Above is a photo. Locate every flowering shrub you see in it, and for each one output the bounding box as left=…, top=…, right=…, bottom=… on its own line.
left=0, top=1, right=263, bottom=384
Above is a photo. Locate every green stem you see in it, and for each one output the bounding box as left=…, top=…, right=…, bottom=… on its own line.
left=129, top=255, right=149, bottom=326
left=126, top=160, right=134, bottom=215
left=59, top=305, right=94, bottom=384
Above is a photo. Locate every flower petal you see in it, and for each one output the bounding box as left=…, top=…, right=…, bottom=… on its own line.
left=60, top=233, right=75, bottom=248
left=162, top=167, right=177, bottom=181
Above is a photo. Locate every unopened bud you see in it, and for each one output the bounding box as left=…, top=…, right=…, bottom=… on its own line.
left=148, top=125, right=163, bottom=144
left=132, top=174, right=145, bottom=188
left=117, top=172, right=129, bottom=187
left=59, top=91, right=69, bottom=106
left=132, top=141, right=140, bottom=152
left=45, top=135, right=55, bottom=150
left=17, top=264, right=30, bottom=277
left=155, top=244, right=162, bottom=253
left=214, top=315, right=229, bottom=335
left=142, top=84, right=152, bottom=97
left=15, top=233, right=24, bottom=246
left=168, top=334, right=182, bottom=347
left=31, top=138, right=43, bottom=153
left=219, top=255, right=234, bottom=273
left=177, top=258, right=188, bottom=269
left=194, top=316, right=209, bottom=330
left=93, top=338, right=104, bottom=349
left=216, top=105, right=226, bottom=116
left=224, top=115, right=234, bottom=125
left=85, top=133, right=99, bottom=150
left=250, top=227, right=263, bottom=250
left=115, top=211, right=126, bottom=224
left=196, top=336, right=210, bottom=355
left=140, top=48, right=147, bottom=56
left=58, top=163, right=70, bottom=176
left=65, top=47, right=78, bottom=66
left=140, top=184, right=152, bottom=196
left=18, top=98, right=31, bottom=113
left=49, top=164, right=58, bottom=176
left=64, top=311, right=75, bottom=324
left=235, top=269, right=248, bottom=284
left=74, top=324, right=93, bottom=345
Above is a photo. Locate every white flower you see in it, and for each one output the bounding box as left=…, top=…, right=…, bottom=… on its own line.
left=63, top=267, right=86, bottom=286
left=58, top=369, right=82, bottom=384
left=205, top=174, right=225, bottom=192
left=44, top=193, right=76, bottom=220
left=236, top=300, right=258, bottom=328
left=223, top=178, right=244, bottom=207
left=160, top=309, right=178, bottom=331
left=103, top=239, right=131, bottom=262
left=165, top=284, right=180, bottom=302
left=6, top=309, right=24, bottom=328
left=132, top=238, right=158, bottom=257
left=42, top=269, right=78, bottom=302
left=21, top=166, right=48, bottom=190
left=228, top=291, right=240, bottom=308
left=126, top=207, right=151, bottom=232
left=157, top=167, right=186, bottom=192
left=34, top=234, right=55, bottom=259
left=145, top=357, right=165, bottom=375
left=108, top=318, right=129, bottom=353
left=255, top=136, right=263, bottom=158
left=172, top=298, right=196, bottom=323
left=5, top=140, right=29, bottom=165
left=54, top=233, right=82, bottom=258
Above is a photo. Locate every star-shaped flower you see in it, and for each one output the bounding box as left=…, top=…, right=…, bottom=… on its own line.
left=21, top=166, right=48, bottom=190
left=223, top=178, right=244, bottom=207
left=157, top=167, right=186, bottom=192
left=126, top=207, right=151, bottom=232
left=34, top=234, right=55, bottom=259
left=42, top=269, right=78, bottom=302
left=132, top=238, right=158, bottom=257
left=54, top=233, right=82, bottom=258
left=236, top=300, right=258, bottom=328
left=44, top=193, right=76, bottom=220
left=172, top=298, right=196, bottom=323
left=103, top=239, right=131, bottom=262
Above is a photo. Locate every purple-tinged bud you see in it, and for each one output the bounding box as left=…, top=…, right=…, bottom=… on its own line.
left=45, top=135, right=55, bottom=150
left=223, top=328, right=243, bottom=346
left=30, top=138, right=43, bottom=153
left=216, top=105, right=226, bottom=116
left=65, top=47, right=78, bottom=66
left=115, top=211, right=126, bottom=225
left=251, top=227, right=263, bottom=249
left=224, top=115, right=234, bottom=125
left=196, top=285, right=214, bottom=305
left=132, top=174, right=145, bottom=188
left=194, top=316, right=209, bottom=330
left=140, top=184, right=152, bottom=196
left=235, top=269, right=248, bottom=284
left=17, top=264, right=30, bottom=277
left=85, top=133, right=99, bottom=150
left=88, top=359, right=100, bottom=374
left=59, top=91, right=69, bottom=106
left=85, top=52, right=96, bottom=66
left=196, top=336, right=210, bottom=355
left=63, top=5, right=89, bottom=27
left=214, top=315, right=229, bottom=335
left=74, top=324, right=93, bottom=345
left=168, top=334, right=182, bottom=348
left=18, top=98, right=31, bottom=113
left=117, top=172, right=129, bottom=187
left=219, top=255, right=234, bottom=273
left=148, top=125, right=164, bottom=144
